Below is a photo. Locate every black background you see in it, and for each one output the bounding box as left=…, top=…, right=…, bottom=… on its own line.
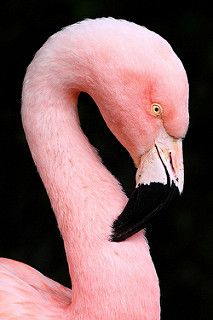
left=1, top=1, right=212, bottom=319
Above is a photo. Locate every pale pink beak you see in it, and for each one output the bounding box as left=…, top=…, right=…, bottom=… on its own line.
left=136, top=128, right=184, bottom=194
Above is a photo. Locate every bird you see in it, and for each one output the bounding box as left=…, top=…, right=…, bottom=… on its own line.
left=0, top=18, right=189, bottom=319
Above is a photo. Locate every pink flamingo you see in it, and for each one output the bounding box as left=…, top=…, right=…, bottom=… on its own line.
left=0, top=18, right=189, bottom=319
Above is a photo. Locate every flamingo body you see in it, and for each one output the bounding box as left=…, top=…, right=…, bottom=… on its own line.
left=0, top=18, right=189, bottom=319
left=0, top=258, right=71, bottom=319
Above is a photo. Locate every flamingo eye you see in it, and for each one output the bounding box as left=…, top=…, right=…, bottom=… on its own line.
left=151, top=103, right=163, bottom=117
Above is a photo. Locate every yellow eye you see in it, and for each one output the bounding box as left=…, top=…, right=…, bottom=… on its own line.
left=151, top=103, right=163, bottom=117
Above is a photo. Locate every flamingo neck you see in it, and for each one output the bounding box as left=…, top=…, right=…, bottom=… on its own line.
left=22, top=65, right=129, bottom=296
left=22, top=82, right=127, bottom=247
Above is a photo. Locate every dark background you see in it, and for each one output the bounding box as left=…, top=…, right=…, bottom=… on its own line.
left=1, top=1, right=212, bottom=319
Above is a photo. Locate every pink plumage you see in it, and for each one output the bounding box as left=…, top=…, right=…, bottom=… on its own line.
left=0, top=18, right=189, bottom=319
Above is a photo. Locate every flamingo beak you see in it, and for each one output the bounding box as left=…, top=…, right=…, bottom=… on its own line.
left=111, top=128, right=184, bottom=242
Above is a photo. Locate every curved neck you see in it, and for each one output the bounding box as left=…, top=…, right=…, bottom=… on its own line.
left=21, top=34, right=128, bottom=293
left=23, top=88, right=127, bottom=241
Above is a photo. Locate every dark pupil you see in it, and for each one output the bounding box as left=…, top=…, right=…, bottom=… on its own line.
left=154, top=107, right=159, bottom=112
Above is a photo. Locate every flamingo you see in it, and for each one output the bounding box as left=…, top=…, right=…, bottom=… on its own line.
left=0, top=18, right=189, bottom=319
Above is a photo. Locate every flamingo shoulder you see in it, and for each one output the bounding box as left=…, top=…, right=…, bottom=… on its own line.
left=0, top=258, right=71, bottom=319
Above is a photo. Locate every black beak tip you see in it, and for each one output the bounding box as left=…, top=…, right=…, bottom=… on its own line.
left=110, top=181, right=179, bottom=242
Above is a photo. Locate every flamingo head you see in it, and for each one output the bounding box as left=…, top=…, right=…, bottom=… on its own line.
left=87, top=21, right=189, bottom=241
